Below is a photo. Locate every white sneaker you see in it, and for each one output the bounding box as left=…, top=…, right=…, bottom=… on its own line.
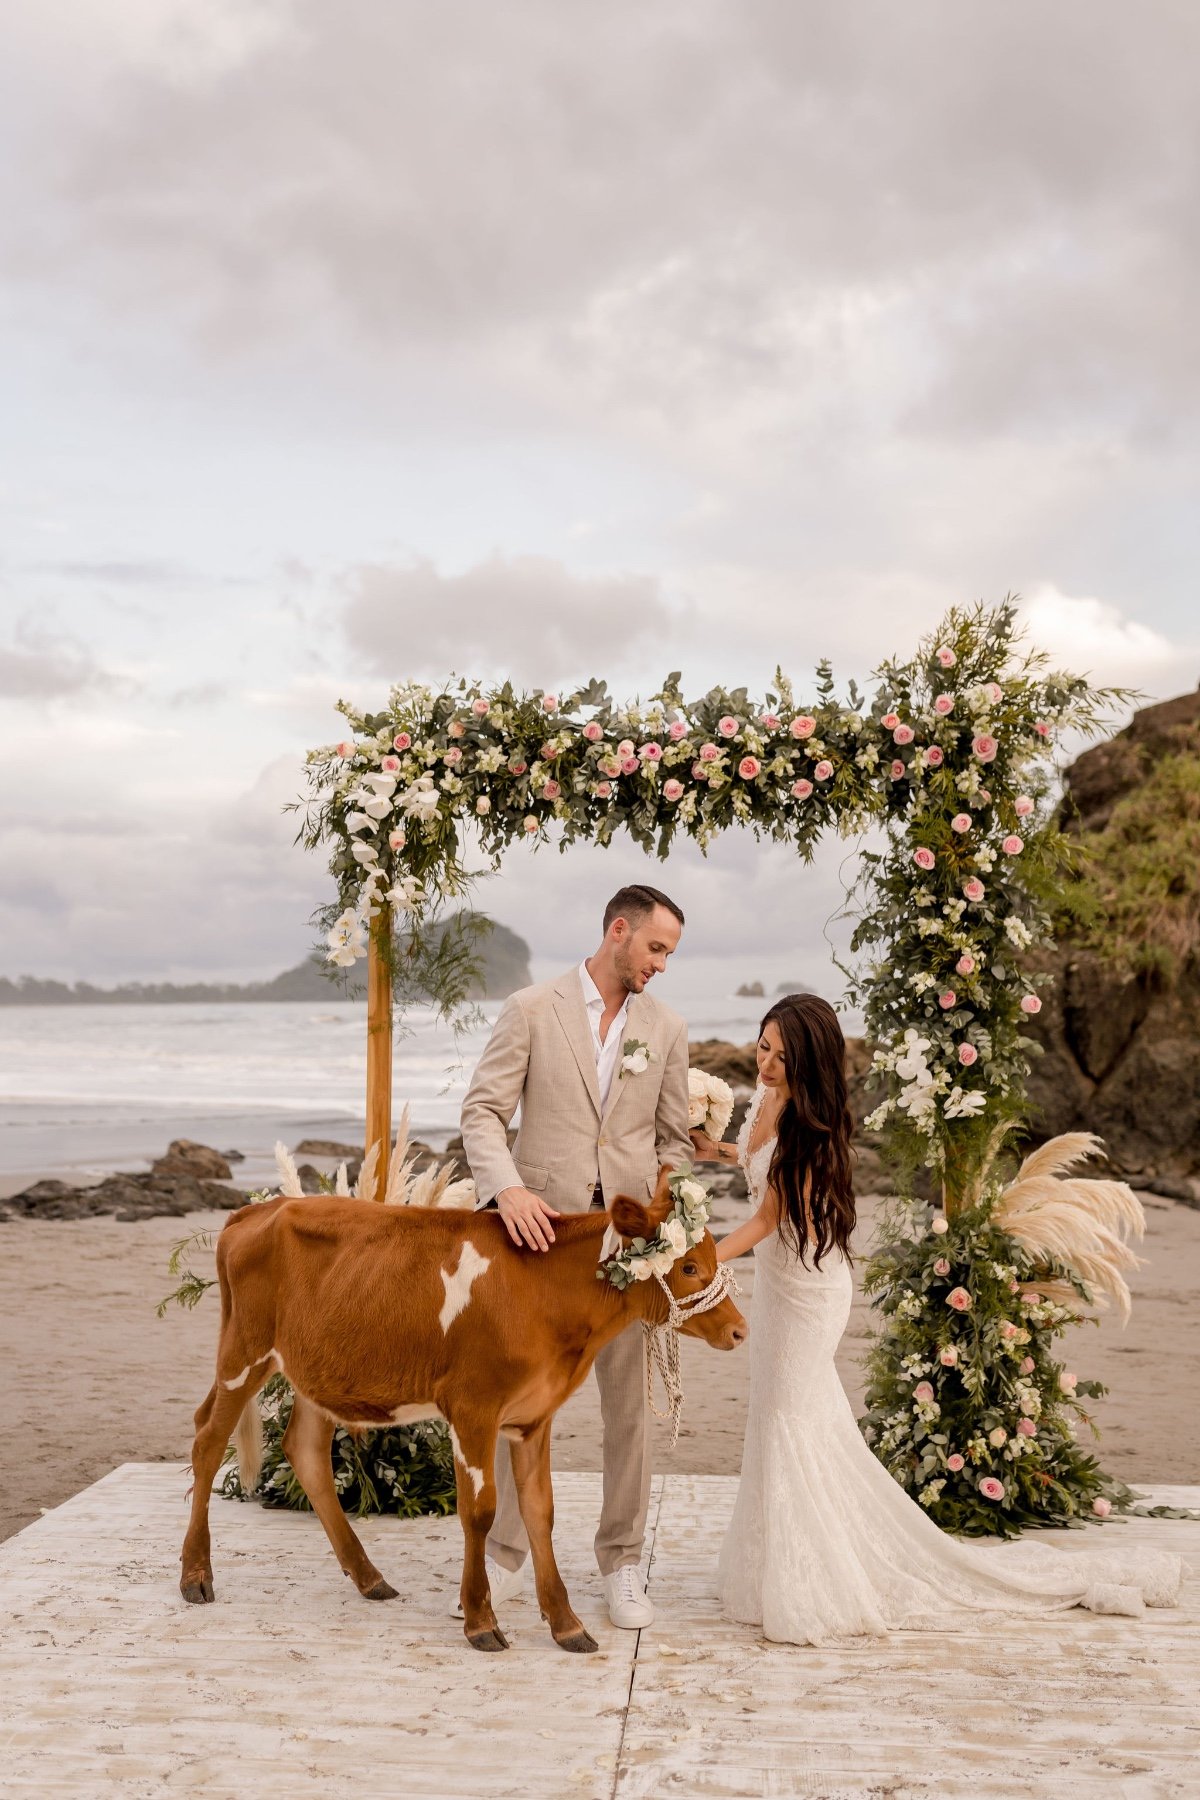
left=449, top=1555, right=525, bottom=1618
left=604, top=1564, right=654, bottom=1629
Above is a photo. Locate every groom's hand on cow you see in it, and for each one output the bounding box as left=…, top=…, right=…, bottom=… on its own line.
left=496, top=1186, right=561, bottom=1252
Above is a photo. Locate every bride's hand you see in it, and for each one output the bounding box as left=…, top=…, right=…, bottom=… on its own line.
left=689, top=1128, right=723, bottom=1162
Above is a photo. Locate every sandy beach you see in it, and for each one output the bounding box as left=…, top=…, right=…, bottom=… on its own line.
left=2, top=1186, right=1196, bottom=1545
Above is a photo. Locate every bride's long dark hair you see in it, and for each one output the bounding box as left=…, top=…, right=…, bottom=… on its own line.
left=761, top=994, right=856, bottom=1268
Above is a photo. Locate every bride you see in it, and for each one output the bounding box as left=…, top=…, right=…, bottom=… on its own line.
left=689, top=993, right=1183, bottom=1646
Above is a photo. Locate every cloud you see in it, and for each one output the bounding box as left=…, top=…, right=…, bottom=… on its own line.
left=0, top=615, right=135, bottom=701
left=1017, top=587, right=1194, bottom=694
left=341, top=554, right=678, bottom=684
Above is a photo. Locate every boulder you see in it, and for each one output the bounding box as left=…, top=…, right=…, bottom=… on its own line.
left=293, top=1138, right=362, bottom=1158
left=735, top=981, right=765, bottom=997
left=150, top=1139, right=233, bottom=1180
left=689, top=1039, right=759, bottom=1088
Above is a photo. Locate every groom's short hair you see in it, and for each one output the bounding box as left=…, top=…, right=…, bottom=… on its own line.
left=603, top=884, right=685, bottom=935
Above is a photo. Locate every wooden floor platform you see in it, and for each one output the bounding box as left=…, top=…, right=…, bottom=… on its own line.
left=0, top=1464, right=1196, bottom=1797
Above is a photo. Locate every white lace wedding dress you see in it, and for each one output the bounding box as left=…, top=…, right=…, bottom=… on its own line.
left=716, top=1084, right=1184, bottom=1645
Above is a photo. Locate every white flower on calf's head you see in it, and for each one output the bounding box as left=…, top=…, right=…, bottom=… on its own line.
left=660, top=1217, right=688, bottom=1257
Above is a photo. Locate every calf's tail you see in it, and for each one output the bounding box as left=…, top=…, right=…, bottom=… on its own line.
left=234, top=1394, right=265, bottom=1494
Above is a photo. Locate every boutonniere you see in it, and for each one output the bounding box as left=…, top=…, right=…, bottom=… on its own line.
left=619, top=1037, right=657, bottom=1078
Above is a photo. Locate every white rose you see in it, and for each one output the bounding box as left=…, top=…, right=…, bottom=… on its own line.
left=629, top=1257, right=656, bottom=1282
left=678, top=1179, right=707, bottom=1209
left=659, top=1218, right=687, bottom=1257
left=687, top=1094, right=708, bottom=1128
left=624, top=1052, right=649, bottom=1074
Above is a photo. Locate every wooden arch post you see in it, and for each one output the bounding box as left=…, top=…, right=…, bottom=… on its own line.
left=364, top=907, right=393, bottom=1202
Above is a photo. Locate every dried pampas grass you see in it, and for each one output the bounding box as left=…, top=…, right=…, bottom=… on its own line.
left=994, top=1133, right=1146, bottom=1324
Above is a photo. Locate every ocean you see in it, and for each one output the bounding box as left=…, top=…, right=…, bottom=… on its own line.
left=0, top=985, right=828, bottom=1189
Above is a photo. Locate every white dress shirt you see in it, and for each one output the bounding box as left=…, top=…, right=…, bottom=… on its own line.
left=578, top=959, right=631, bottom=1113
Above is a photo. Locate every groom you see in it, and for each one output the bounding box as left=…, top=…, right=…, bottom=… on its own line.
left=460, top=882, right=692, bottom=1629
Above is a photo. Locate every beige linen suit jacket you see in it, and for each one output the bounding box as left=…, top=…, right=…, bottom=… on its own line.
left=461, top=968, right=693, bottom=1212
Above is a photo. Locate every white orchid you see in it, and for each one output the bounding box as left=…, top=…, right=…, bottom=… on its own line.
left=944, top=1086, right=987, bottom=1120
left=350, top=840, right=380, bottom=866
left=388, top=875, right=424, bottom=913
left=344, top=810, right=375, bottom=834
left=400, top=774, right=441, bottom=822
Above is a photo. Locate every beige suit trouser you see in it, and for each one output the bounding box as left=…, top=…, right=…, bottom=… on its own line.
left=486, top=1307, right=652, bottom=1578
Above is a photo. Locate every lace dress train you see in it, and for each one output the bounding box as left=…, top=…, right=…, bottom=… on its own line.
left=716, top=1086, right=1184, bottom=1646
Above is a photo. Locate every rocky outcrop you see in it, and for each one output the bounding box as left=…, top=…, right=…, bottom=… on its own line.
left=151, top=1139, right=233, bottom=1181
left=735, top=981, right=765, bottom=997
left=2, top=1169, right=247, bottom=1223
left=1023, top=685, right=1200, bottom=1187
left=689, top=1039, right=760, bottom=1087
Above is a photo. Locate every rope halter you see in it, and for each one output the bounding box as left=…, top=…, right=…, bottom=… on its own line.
left=643, top=1260, right=742, bottom=1450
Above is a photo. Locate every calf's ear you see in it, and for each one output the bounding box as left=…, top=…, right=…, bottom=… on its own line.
left=610, top=1195, right=652, bottom=1242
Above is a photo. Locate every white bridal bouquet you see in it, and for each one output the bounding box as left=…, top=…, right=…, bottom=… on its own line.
left=688, top=1068, right=735, bottom=1142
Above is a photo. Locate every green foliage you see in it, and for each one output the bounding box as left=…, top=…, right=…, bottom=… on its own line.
left=156, top=1229, right=218, bottom=1317
left=1062, top=736, right=1200, bottom=982
left=860, top=1200, right=1136, bottom=1537
left=219, top=1375, right=458, bottom=1519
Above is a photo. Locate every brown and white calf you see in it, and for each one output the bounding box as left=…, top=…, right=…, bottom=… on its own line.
left=180, top=1168, right=746, bottom=1652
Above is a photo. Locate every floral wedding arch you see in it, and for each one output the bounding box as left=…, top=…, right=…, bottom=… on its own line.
left=291, top=601, right=1145, bottom=1533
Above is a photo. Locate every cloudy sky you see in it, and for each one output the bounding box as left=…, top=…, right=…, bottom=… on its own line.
left=1, top=0, right=1197, bottom=995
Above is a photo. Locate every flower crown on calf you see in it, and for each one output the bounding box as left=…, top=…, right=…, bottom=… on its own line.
left=598, top=1165, right=712, bottom=1290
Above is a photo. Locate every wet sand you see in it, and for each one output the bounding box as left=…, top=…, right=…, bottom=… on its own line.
left=2, top=1190, right=1197, bottom=1544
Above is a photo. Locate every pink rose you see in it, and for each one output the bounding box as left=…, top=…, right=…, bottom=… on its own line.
left=925, top=745, right=944, bottom=767
left=542, top=779, right=560, bottom=800
left=668, top=719, right=689, bottom=741
left=539, top=739, right=557, bottom=759
left=760, top=713, right=781, bottom=730
left=640, top=741, right=663, bottom=761
left=1020, top=994, right=1042, bottom=1015
left=988, top=1427, right=1008, bottom=1446
left=738, top=755, right=761, bottom=779
left=1015, top=795, right=1034, bottom=817
left=880, top=712, right=899, bottom=730
left=1019, top=1356, right=1035, bottom=1375
left=946, top=1287, right=972, bottom=1312
left=814, top=760, right=834, bottom=781
left=446, top=722, right=465, bottom=740
left=620, top=756, right=639, bottom=775
left=336, top=741, right=355, bottom=759
left=599, top=756, right=620, bottom=777
left=617, top=739, right=635, bottom=758
left=388, top=827, right=406, bottom=851
left=963, top=877, right=985, bottom=902
left=691, top=761, right=708, bottom=780
left=985, top=682, right=1003, bottom=704
left=934, top=1258, right=951, bottom=1277
left=951, top=813, right=972, bottom=833
left=913, top=846, right=936, bottom=870
left=594, top=780, right=612, bottom=799
left=979, top=1477, right=1005, bottom=1501
left=913, top=1382, right=935, bottom=1403
left=931, top=1215, right=949, bottom=1234
left=1034, top=720, right=1051, bottom=739
left=890, top=759, right=906, bottom=779
left=934, top=695, right=954, bottom=716
left=946, top=1452, right=965, bottom=1471
left=472, top=699, right=490, bottom=718
left=509, top=759, right=528, bottom=776
left=938, top=1343, right=957, bottom=1363
left=893, top=723, right=915, bottom=745
left=1060, top=1371, right=1077, bottom=1392
left=1002, top=835, right=1024, bottom=855
left=1001, top=1321, right=1018, bottom=1339
left=444, top=747, right=462, bottom=765
left=583, top=721, right=604, bottom=742
left=380, top=755, right=401, bottom=774
left=972, top=734, right=998, bottom=763
left=718, top=715, right=739, bottom=738
left=979, top=789, right=992, bottom=804
left=1093, top=1497, right=1112, bottom=1518
left=1016, top=1418, right=1037, bottom=1437
left=790, top=715, right=816, bottom=739
left=393, top=731, right=413, bottom=750
left=523, top=815, right=538, bottom=834
left=936, top=646, right=957, bottom=668
left=792, top=778, right=813, bottom=800
left=542, top=693, right=559, bottom=713
left=958, top=1043, right=978, bottom=1066
left=663, top=778, right=684, bottom=802
left=955, top=954, right=975, bottom=975
left=699, top=742, right=720, bottom=762
left=475, top=796, right=491, bottom=815
left=939, top=991, right=956, bottom=1010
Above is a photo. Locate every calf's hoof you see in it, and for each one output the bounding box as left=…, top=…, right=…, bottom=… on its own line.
left=555, top=1626, right=599, bottom=1655
left=466, top=1626, right=510, bottom=1653
left=363, top=1578, right=399, bottom=1601
left=180, top=1574, right=215, bottom=1604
